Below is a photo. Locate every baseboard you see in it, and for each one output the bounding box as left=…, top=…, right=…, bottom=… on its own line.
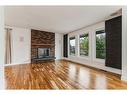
left=4, top=62, right=30, bottom=67
left=62, top=57, right=121, bottom=75
left=121, top=76, right=127, bottom=82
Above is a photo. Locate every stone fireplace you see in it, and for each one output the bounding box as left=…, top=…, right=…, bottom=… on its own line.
left=31, top=29, right=55, bottom=62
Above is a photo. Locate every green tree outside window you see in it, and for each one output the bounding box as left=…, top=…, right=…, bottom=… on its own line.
left=96, top=30, right=106, bottom=59
left=80, top=33, right=89, bottom=56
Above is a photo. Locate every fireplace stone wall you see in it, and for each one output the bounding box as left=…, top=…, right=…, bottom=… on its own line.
left=31, top=29, right=55, bottom=61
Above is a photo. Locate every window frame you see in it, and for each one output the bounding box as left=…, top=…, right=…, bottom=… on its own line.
left=94, top=28, right=106, bottom=62
left=69, top=36, right=76, bottom=56
left=79, top=33, right=89, bottom=57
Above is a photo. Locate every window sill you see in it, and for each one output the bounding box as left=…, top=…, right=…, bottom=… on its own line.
left=69, top=55, right=76, bottom=57
left=78, top=56, right=90, bottom=60
left=94, top=58, right=105, bottom=63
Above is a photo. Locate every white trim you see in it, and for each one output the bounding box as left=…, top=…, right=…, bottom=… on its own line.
left=121, top=7, right=127, bottom=81
left=77, top=56, right=90, bottom=61
left=68, top=35, right=76, bottom=57
left=0, top=6, right=5, bottom=89
left=93, top=27, right=105, bottom=63
left=4, top=62, right=30, bottom=67
left=121, top=76, right=127, bottom=82
left=94, top=58, right=105, bottom=63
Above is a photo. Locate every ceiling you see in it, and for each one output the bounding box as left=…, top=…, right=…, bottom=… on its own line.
left=5, top=6, right=121, bottom=33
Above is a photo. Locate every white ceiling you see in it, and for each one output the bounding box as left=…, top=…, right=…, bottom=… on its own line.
left=5, top=6, right=121, bottom=33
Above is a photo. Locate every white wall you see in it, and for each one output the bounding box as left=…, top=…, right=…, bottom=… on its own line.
left=122, top=7, right=127, bottom=81
left=6, top=26, right=31, bottom=65
left=63, top=22, right=121, bottom=74
left=0, top=6, right=5, bottom=89
left=5, top=26, right=62, bottom=65
left=55, top=33, right=63, bottom=60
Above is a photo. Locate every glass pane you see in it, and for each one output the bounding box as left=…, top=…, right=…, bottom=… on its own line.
left=79, top=33, right=89, bottom=56
left=69, top=37, right=76, bottom=55
left=96, top=30, right=106, bottom=59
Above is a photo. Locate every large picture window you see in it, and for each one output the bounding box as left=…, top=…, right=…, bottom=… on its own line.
left=79, top=33, right=89, bottom=56
left=69, top=37, right=76, bottom=55
left=96, top=30, right=106, bottom=59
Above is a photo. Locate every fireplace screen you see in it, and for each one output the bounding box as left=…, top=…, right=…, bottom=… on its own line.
left=38, top=48, right=50, bottom=58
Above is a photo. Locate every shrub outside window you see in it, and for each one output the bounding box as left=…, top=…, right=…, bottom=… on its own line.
left=79, top=33, right=89, bottom=56
left=96, top=30, right=106, bottom=59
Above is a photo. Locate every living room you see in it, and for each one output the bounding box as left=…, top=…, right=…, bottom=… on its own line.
left=0, top=6, right=127, bottom=91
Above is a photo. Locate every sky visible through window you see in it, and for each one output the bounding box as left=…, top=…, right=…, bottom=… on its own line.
left=70, top=39, right=75, bottom=46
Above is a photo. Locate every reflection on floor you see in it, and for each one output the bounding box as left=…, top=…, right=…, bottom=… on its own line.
left=4, top=60, right=127, bottom=89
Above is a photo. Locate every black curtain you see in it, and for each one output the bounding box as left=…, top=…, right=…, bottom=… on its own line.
left=105, top=16, right=122, bottom=69
left=63, top=34, right=68, bottom=57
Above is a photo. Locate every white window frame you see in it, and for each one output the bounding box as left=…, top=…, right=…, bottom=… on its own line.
left=93, top=28, right=105, bottom=63
left=79, top=32, right=90, bottom=58
left=69, top=36, right=76, bottom=56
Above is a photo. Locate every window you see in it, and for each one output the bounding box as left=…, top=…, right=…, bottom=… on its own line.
left=79, top=33, right=89, bottom=56
left=69, top=37, right=76, bottom=55
left=96, top=30, right=106, bottom=59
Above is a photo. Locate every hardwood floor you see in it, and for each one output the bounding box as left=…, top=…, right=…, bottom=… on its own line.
left=4, top=60, right=127, bottom=89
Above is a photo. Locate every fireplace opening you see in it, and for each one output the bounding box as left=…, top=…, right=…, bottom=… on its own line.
left=38, top=48, right=50, bottom=58
left=32, top=47, right=55, bottom=61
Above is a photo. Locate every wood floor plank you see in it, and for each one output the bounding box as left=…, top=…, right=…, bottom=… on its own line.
left=4, top=60, right=127, bottom=89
